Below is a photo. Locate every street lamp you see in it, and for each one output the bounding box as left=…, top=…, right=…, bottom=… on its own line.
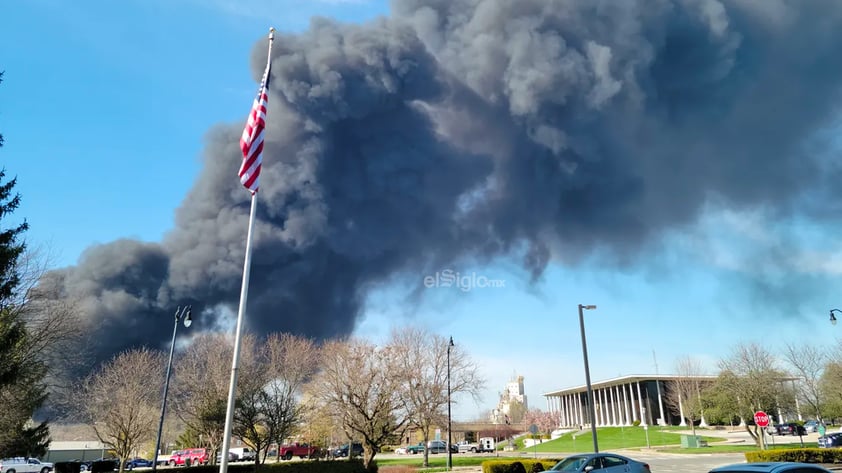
left=577, top=304, right=599, bottom=453
left=152, top=305, right=193, bottom=472
left=830, top=309, right=842, bottom=325
left=447, top=336, right=454, bottom=471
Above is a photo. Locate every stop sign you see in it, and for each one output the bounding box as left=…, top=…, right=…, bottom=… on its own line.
left=754, top=411, right=770, bottom=427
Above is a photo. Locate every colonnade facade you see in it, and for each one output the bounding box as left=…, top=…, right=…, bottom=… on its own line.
left=543, top=375, right=717, bottom=428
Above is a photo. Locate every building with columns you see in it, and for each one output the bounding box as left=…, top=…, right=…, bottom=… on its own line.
left=543, top=374, right=719, bottom=428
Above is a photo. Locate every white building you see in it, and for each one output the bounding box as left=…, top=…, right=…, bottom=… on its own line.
left=491, top=375, right=527, bottom=422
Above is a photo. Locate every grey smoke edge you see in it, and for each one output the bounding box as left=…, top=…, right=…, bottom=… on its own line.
left=42, top=0, right=842, bottom=369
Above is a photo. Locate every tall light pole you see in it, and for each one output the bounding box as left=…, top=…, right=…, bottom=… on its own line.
left=578, top=304, right=599, bottom=453
left=447, top=336, right=454, bottom=471
left=830, top=309, right=842, bottom=325
left=152, top=306, right=192, bottom=472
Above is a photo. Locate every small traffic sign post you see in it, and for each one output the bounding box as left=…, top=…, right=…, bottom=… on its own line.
left=754, top=411, right=769, bottom=450
left=529, top=424, right=539, bottom=458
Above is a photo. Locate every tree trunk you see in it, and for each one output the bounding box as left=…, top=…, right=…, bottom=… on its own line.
left=362, top=445, right=376, bottom=471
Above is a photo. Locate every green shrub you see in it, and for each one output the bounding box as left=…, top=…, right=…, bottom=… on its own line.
left=744, top=448, right=842, bottom=464
left=482, top=460, right=561, bottom=473
left=530, top=462, right=545, bottom=473
left=632, top=420, right=641, bottom=427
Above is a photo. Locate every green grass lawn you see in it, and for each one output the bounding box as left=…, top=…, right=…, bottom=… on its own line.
left=518, top=426, right=724, bottom=453
left=375, top=427, right=817, bottom=466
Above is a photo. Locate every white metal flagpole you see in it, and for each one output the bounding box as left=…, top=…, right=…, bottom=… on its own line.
left=219, top=27, right=274, bottom=473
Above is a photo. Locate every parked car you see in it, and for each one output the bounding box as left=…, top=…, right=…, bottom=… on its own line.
left=549, top=453, right=650, bottom=472
left=818, top=432, right=842, bottom=448
left=427, top=440, right=448, bottom=454
left=393, top=446, right=407, bottom=455
left=709, top=462, right=832, bottom=473
left=123, top=458, right=153, bottom=470
left=407, top=442, right=426, bottom=454
left=804, top=420, right=820, bottom=433
left=332, top=443, right=363, bottom=458
left=215, top=451, right=238, bottom=463
left=775, top=423, right=807, bottom=436
left=228, top=448, right=255, bottom=462
left=169, top=448, right=208, bottom=467
left=90, top=458, right=118, bottom=472
left=125, top=459, right=151, bottom=470
left=0, top=458, right=55, bottom=473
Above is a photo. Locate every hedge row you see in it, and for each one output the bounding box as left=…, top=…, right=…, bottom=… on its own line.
left=745, top=448, right=842, bottom=464
left=175, top=459, right=370, bottom=473
left=481, top=459, right=563, bottom=473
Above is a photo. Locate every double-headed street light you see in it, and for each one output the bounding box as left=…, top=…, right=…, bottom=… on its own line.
left=577, top=304, right=599, bottom=453
left=447, top=336, right=454, bottom=471
left=152, top=305, right=193, bottom=472
left=830, top=309, right=842, bottom=325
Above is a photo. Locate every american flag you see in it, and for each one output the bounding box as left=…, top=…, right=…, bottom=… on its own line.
left=238, top=61, right=271, bottom=193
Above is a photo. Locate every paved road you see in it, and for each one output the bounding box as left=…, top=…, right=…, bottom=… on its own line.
left=379, top=450, right=747, bottom=473
left=624, top=451, right=746, bottom=473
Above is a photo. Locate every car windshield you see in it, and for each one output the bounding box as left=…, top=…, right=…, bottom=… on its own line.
left=551, top=456, right=589, bottom=471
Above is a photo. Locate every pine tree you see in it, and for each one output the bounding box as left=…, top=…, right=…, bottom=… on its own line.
left=0, top=72, right=50, bottom=457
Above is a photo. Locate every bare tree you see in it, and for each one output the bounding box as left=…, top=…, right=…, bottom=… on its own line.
left=300, top=400, right=344, bottom=458
left=78, top=348, right=165, bottom=473
left=390, top=328, right=484, bottom=467
left=231, top=335, right=269, bottom=466
left=311, top=339, right=409, bottom=470
left=664, top=357, right=707, bottom=436
left=171, top=333, right=255, bottom=463
left=783, top=343, right=826, bottom=421
left=261, top=333, right=319, bottom=463
left=707, top=343, right=792, bottom=446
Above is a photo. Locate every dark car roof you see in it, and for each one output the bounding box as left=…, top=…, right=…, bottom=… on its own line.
left=709, top=462, right=832, bottom=473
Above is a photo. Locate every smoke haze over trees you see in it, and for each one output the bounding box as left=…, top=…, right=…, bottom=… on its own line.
left=35, top=0, right=842, bottom=367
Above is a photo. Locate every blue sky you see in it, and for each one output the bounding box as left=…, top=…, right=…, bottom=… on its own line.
left=3, top=0, right=842, bottom=423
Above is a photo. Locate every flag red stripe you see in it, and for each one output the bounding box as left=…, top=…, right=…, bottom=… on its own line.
left=239, top=62, right=271, bottom=193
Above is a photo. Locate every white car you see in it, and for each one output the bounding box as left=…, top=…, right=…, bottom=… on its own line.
left=0, top=458, right=54, bottom=473
left=393, top=447, right=407, bottom=455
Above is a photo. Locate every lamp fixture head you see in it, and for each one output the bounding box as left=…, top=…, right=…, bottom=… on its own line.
left=581, top=304, right=597, bottom=310
left=183, top=306, right=193, bottom=328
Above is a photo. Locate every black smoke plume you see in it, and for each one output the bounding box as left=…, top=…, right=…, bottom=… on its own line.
left=42, top=0, right=842, bottom=367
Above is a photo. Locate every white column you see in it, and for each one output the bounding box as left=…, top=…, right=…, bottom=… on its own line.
left=622, top=384, right=632, bottom=425
left=609, top=387, right=617, bottom=425
left=570, top=394, right=576, bottom=427
left=636, top=381, right=647, bottom=426
left=678, top=393, right=687, bottom=426
left=629, top=383, right=638, bottom=423
left=614, top=386, right=622, bottom=425
left=698, top=388, right=708, bottom=427
left=577, top=392, right=584, bottom=428
left=656, top=380, right=666, bottom=426
left=598, top=389, right=605, bottom=426
left=561, top=395, right=568, bottom=427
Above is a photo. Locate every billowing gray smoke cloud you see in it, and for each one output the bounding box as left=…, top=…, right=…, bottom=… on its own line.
left=43, top=0, right=842, bottom=366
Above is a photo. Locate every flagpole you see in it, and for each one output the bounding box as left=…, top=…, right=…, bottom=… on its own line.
left=219, top=27, right=274, bottom=473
